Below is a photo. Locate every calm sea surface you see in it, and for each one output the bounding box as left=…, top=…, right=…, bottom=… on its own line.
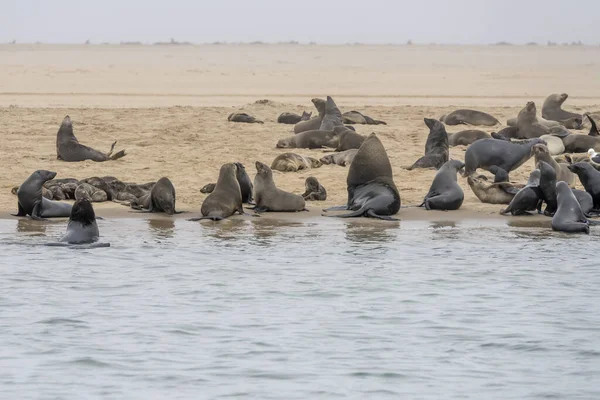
left=1, top=216, right=599, bottom=399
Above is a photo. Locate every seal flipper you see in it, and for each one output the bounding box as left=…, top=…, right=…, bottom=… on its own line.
left=323, top=205, right=348, bottom=212
left=30, top=202, right=47, bottom=221
left=324, top=209, right=365, bottom=218
left=366, top=209, right=399, bottom=221
left=12, top=202, right=27, bottom=217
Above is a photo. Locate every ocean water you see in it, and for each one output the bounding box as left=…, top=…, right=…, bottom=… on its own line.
left=0, top=216, right=599, bottom=400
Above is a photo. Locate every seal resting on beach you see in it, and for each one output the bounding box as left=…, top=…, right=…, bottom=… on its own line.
left=334, top=126, right=366, bottom=151
left=448, top=130, right=491, bottom=146
left=294, top=98, right=326, bottom=134
left=420, top=160, right=465, bottom=210
left=227, top=113, right=263, bottom=124
left=74, top=182, right=108, bottom=203
left=531, top=144, right=576, bottom=187
left=271, top=153, right=322, bottom=172
left=568, top=162, right=600, bottom=209
left=320, top=149, right=358, bottom=167
left=189, top=163, right=245, bottom=221
left=542, top=93, right=583, bottom=129
left=302, top=177, right=327, bottom=201
left=277, top=129, right=339, bottom=149
left=12, top=170, right=73, bottom=220
left=467, top=174, right=521, bottom=204
left=407, top=118, right=449, bottom=170
left=56, top=116, right=127, bottom=162
left=278, top=111, right=311, bottom=125
left=323, top=133, right=401, bottom=220
left=562, top=126, right=600, bottom=153
left=253, top=161, right=306, bottom=212
left=552, top=181, right=592, bottom=234
left=439, top=109, right=499, bottom=126
left=342, top=111, right=386, bottom=125
left=130, top=177, right=180, bottom=215
left=539, top=134, right=565, bottom=155
left=500, top=169, right=542, bottom=216
left=58, top=198, right=101, bottom=244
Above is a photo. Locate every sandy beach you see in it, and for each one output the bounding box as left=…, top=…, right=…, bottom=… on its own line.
left=1, top=43, right=600, bottom=219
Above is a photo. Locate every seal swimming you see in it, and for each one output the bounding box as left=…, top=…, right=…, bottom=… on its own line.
left=542, top=93, right=583, bottom=129
left=56, top=116, right=127, bottom=162
left=324, top=133, right=401, bottom=220
left=12, top=170, right=73, bottom=220
left=552, top=181, right=591, bottom=234
left=407, top=118, right=449, bottom=170
left=253, top=161, right=307, bottom=212
left=439, top=109, right=499, bottom=126
left=189, top=163, right=245, bottom=221
left=302, top=177, right=327, bottom=201
left=420, top=160, right=465, bottom=210
left=58, top=198, right=100, bottom=244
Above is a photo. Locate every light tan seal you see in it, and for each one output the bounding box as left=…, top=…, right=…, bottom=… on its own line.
left=302, top=177, right=327, bottom=201
left=467, top=175, right=521, bottom=204
left=531, top=144, right=577, bottom=187
left=227, top=113, right=263, bottom=124
left=319, top=149, right=358, bottom=166
left=253, top=161, right=306, bottom=213
left=271, top=153, right=322, bottom=172
left=188, top=163, right=244, bottom=221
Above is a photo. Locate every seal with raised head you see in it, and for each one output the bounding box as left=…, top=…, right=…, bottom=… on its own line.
left=277, top=129, right=339, bottom=149
left=324, top=133, right=401, bottom=220
left=542, top=93, right=583, bottom=129
left=278, top=111, right=311, bottom=125
left=448, top=130, right=491, bottom=146
left=294, top=98, right=326, bottom=134
left=531, top=143, right=576, bottom=187
left=407, top=118, right=449, bottom=170
left=12, top=170, right=73, bottom=220
left=420, top=160, right=465, bottom=210
left=536, top=161, right=558, bottom=216
left=302, top=177, right=327, bottom=201
left=189, top=163, right=244, bottom=221
left=75, top=183, right=108, bottom=202
left=131, top=177, right=180, bottom=214
left=56, top=116, right=127, bottom=162
left=58, top=198, right=101, bottom=244
left=320, top=149, right=358, bottom=167
left=514, top=101, right=551, bottom=139
left=552, top=181, right=591, bottom=234
left=319, top=96, right=344, bottom=131
left=467, top=174, right=521, bottom=204
left=253, top=161, right=306, bottom=212
left=271, top=153, right=322, bottom=172
left=333, top=126, right=366, bottom=151
left=227, top=113, right=263, bottom=124
left=198, top=162, right=254, bottom=204
left=463, top=137, right=544, bottom=179
left=500, top=169, right=542, bottom=215
left=567, top=162, right=600, bottom=209
left=439, top=109, right=499, bottom=126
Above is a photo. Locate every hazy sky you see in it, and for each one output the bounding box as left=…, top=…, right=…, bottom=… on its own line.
left=2, top=0, right=598, bottom=45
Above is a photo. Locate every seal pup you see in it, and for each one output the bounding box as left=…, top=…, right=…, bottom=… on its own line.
left=319, top=96, right=344, bottom=131
left=467, top=175, right=520, bottom=204
left=439, top=109, right=499, bottom=126
left=539, top=134, right=565, bottom=155
left=200, top=183, right=216, bottom=194
left=542, top=93, right=583, bottom=129
left=277, top=111, right=311, bottom=124
left=536, top=161, right=558, bottom=216
left=253, top=161, right=306, bottom=212
left=323, top=133, right=401, bottom=221
left=500, top=169, right=542, bottom=215
left=13, top=170, right=73, bottom=220
left=227, top=113, right=263, bottom=124
left=294, top=98, right=326, bottom=134
left=552, top=181, right=591, bottom=234
left=58, top=198, right=101, bottom=244
left=56, top=116, right=127, bottom=162
left=420, top=160, right=465, bottom=210
left=333, top=126, right=366, bottom=151
left=189, top=163, right=245, bottom=221
left=131, top=177, right=180, bottom=215
left=320, top=149, right=358, bottom=167
left=407, top=118, right=449, bottom=170
left=448, top=130, right=491, bottom=146
left=531, top=144, right=576, bottom=187
left=277, top=129, right=339, bottom=149
left=271, top=153, right=322, bottom=172
left=463, top=138, right=543, bottom=179
left=567, top=162, right=600, bottom=209
left=74, top=183, right=108, bottom=202
left=302, top=177, right=327, bottom=201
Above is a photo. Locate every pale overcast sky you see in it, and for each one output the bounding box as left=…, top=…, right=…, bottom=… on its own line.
left=1, top=0, right=598, bottom=45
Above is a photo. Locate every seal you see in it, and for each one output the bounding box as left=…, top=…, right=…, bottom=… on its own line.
left=188, top=163, right=244, bottom=221
left=200, top=183, right=216, bottom=193
left=514, top=101, right=552, bottom=139
left=448, top=130, right=491, bottom=146
left=539, top=134, right=565, bottom=155
left=42, top=178, right=80, bottom=200
left=227, top=113, right=263, bottom=124
left=271, top=153, right=322, bottom=172
left=562, top=127, right=600, bottom=153
left=573, top=188, right=595, bottom=216
left=131, top=177, right=180, bottom=214
left=333, top=126, right=366, bottom=151
left=463, top=138, right=543, bottom=179
left=420, top=160, right=465, bottom=210
left=467, top=174, right=521, bottom=204
left=12, top=170, right=73, bottom=220
left=536, top=161, right=558, bottom=216
left=277, top=111, right=311, bottom=124
left=552, top=181, right=591, bottom=234
left=294, top=98, right=326, bottom=134
left=585, top=114, right=600, bottom=136
left=567, top=162, right=600, bottom=209
left=198, top=162, right=254, bottom=203
left=302, top=177, right=327, bottom=201
left=319, top=96, right=344, bottom=131
left=542, top=93, right=583, bottom=129
left=323, top=133, right=401, bottom=220
left=500, top=169, right=542, bottom=215
left=277, top=129, right=339, bottom=149
left=439, top=109, right=499, bottom=126
left=13, top=185, right=54, bottom=200
left=56, top=116, right=127, bottom=162
left=342, top=111, right=386, bottom=125
left=74, top=182, right=108, bottom=202
left=320, top=149, right=358, bottom=167
left=253, top=161, right=306, bottom=212
left=507, top=115, right=561, bottom=128
left=407, top=118, right=449, bottom=170
left=58, top=198, right=101, bottom=244
left=531, top=143, right=576, bottom=187
left=554, top=152, right=589, bottom=165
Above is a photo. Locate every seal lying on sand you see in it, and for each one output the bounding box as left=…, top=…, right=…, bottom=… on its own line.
left=278, top=111, right=311, bottom=124
left=271, top=153, right=322, bottom=172
left=542, top=93, right=583, bottom=129
left=319, top=96, right=344, bottom=131
left=539, top=134, right=565, bottom=155
left=302, top=177, right=327, bottom=201
left=320, top=149, right=358, bottom=167
left=12, top=170, right=73, bottom=220
left=342, top=111, right=387, bottom=125
left=440, top=109, right=499, bottom=126
left=531, top=144, right=576, bottom=187
left=334, top=126, right=366, bottom=151
left=552, top=181, right=592, bottom=234
left=568, top=162, right=600, bottom=209
left=420, top=160, right=465, bottom=210
left=199, top=162, right=254, bottom=204
left=467, top=174, right=521, bottom=204
left=228, top=113, right=263, bottom=124
left=277, top=130, right=339, bottom=149
left=294, top=98, right=326, bottom=134
left=463, top=138, right=543, bottom=179
left=130, top=177, right=180, bottom=214
left=58, top=198, right=100, bottom=244
left=562, top=124, right=600, bottom=153
left=75, top=183, right=108, bottom=203
left=500, top=169, right=542, bottom=215
left=56, top=116, right=127, bottom=162
left=324, top=133, right=401, bottom=220
left=189, top=163, right=245, bottom=221
left=448, top=130, right=491, bottom=146
left=407, top=118, right=449, bottom=170
left=253, top=161, right=306, bottom=212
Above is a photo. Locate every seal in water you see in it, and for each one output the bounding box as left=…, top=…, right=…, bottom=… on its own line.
left=74, top=182, right=108, bottom=202
left=323, top=133, right=401, bottom=220
left=58, top=198, right=100, bottom=244
left=271, top=153, right=322, bottom=172
left=342, top=111, right=387, bottom=125
left=277, top=111, right=311, bottom=125
left=319, top=96, right=344, bottom=131
left=407, top=118, right=449, bottom=170
left=552, top=181, right=591, bottom=234
left=420, top=160, right=465, bottom=210
left=334, top=126, right=366, bottom=151
left=536, top=161, right=558, bottom=216
left=189, top=163, right=244, bottom=221
left=463, top=137, right=544, bottom=179
left=500, top=169, right=542, bottom=215
left=302, top=177, right=327, bottom=201
left=253, top=161, right=306, bottom=212
left=198, top=162, right=254, bottom=204
left=539, top=134, right=565, bottom=155
left=294, top=98, right=327, bottom=134
left=56, top=116, right=127, bottom=162
left=277, top=129, right=339, bottom=149
left=531, top=143, right=576, bottom=187
left=320, top=149, right=358, bottom=167
left=439, top=109, right=499, bottom=126
left=13, top=170, right=73, bottom=220
left=467, top=174, right=521, bottom=204
left=227, top=113, right=264, bottom=124
left=567, top=162, right=600, bottom=209
left=541, top=93, right=583, bottom=129
left=131, top=177, right=180, bottom=214
left=448, top=130, right=491, bottom=146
